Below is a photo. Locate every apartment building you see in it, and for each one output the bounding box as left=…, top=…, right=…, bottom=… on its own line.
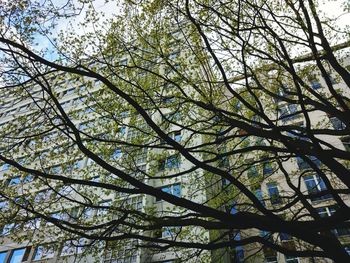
left=0, top=26, right=214, bottom=263
left=0, top=19, right=350, bottom=263
left=210, top=58, right=350, bottom=263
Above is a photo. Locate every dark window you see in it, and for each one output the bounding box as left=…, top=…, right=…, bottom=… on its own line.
left=330, top=117, right=346, bottom=130
left=303, top=175, right=332, bottom=201
left=285, top=255, right=299, bottom=263
left=263, top=162, right=273, bottom=176
left=232, top=231, right=244, bottom=263
left=162, top=96, right=175, bottom=104
left=254, top=187, right=265, bottom=207
left=267, top=183, right=281, bottom=205
left=296, top=156, right=321, bottom=170
left=159, top=155, right=181, bottom=170
left=260, top=230, right=272, bottom=240
left=280, top=232, right=291, bottom=241
left=310, top=80, right=321, bottom=89
left=316, top=206, right=350, bottom=237
left=279, top=104, right=298, bottom=121
left=247, top=165, right=258, bottom=178
left=265, top=256, right=278, bottom=263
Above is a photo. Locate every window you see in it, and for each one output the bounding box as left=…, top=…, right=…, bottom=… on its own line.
left=162, top=226, right=181, bottom=237
left=97, top=200, right=112, bottom=216
left=278, top=104, right=298, bottom=121
left=285, top=255, right=299, bottom=263
left=168, top=52, right=179, bottom=60
left=172, top=131, right=181, bottom=142
left=82, top=207, right=95, bottom=219
left=8, top=176, right=21, bottom=186
left=310, top=80, right=321, bottom=90
left=163, top=112, right=181, bottom=122
left=330, top=117, right=345, bottom=130
left=267, top=183, right=281, bottom=205
left=254, top=187, right=266, bottom=207
left=316, top=206, right=350, bottom=237
left=112, top=148, right=122, bottom=159
left=0, top=251, right=7, bottom=263
left=79, top=121, right=94, bottom=130
left=118, top=126, right=126, bottom=136
left=90, top=176, right=100, bottom=182
left=60, top=239, right=87, bottom=257
left=0, top=163, right=10, bottom=171
left=47, top=212, right=68, bottom=225
left=24, top=218, right=41, bottom=230
left=125, top=196, right=143, bottom=211
left=34, top=189, right=52, bottom=203
left=260, top=230, right=272, bottom=240
left=159, top=155, right=181, bottom=170
left=23, top=174, right=34, bottom=183
left=344, top=245, right=350, bottom=255
left=263, top=162, right=273, bottom=176
left=156, top=183, right=181, bottom=201
left=104, top=240, right=138, bottom=263
left=232, top=231, right=244, bottom=263
left=303, top=175, right=331, bottom=201
left=63, top=88, right=75, bottom=96
left=58, top=185, right=74, bottom=197
left=265, top=256, right=278, bottom=263
left=60, top=100, right=71, bottom=108
left=32, top=245, right=55, bottom=261
left=87, top=158, right=94, bottom=166
left=83, top=106, right=94, bottom=114
left=247, top=165, right=258, bottom=178
left=135, top=148, right=147, bottom=164
left=0, top=200, right=9, bottom=211
left=60, top=242, right=76, bottom=257
left=162, top=96, right=175, bottom=104
left=8, top=247, right=31, bottom=263
left=119, top=59, right=128, bottom=65
left=2, top=223, right=14, bottom=236
left=74, top=159, right=85, bottom=169
left=296, top=156, right=321, bottom=170
left=280, top=232, right=291, bottom=241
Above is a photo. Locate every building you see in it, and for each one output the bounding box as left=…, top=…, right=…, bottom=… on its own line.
left=0, top=26, right=350, bottom=263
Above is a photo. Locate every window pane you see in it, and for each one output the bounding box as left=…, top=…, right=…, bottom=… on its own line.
left=263, top=163, right=273, bottom=175
left=311, top=81, right=321, bottom=89
left=267, top=183, right=281, bottom=205
left=254, top=188, right=265, bottom=206
left=0, top=251, right=7, bottom=263
left=172, top=184, right=181, bottom=197
left=8, top=177, right=21, bottom=186
left=9, top=248, right=25, bottom=263
left=247, top=166, right=258, bottom=178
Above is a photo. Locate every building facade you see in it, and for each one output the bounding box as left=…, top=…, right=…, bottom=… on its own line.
left=0, top=29, right=350, bottom=263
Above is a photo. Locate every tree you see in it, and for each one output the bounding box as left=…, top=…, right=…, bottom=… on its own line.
left=0, top=0, right=350, bottom=262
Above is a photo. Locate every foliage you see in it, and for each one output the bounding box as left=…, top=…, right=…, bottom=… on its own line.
left=0, top=0, right=350, bottom=262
